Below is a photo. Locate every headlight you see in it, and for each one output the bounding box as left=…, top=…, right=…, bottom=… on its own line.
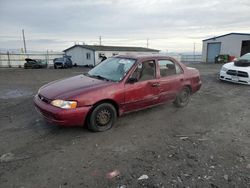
left=221, top=67, right=227, bottom=72
left=51, top=99, right=77, bottom=109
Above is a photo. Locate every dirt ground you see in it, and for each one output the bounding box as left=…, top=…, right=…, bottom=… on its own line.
left=0, top=64, right=249, bottom=188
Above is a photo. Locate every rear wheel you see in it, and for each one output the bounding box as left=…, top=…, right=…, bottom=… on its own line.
left=87, top=103, right=117, bottom=132
left=174, top=86, right=191, bottom=107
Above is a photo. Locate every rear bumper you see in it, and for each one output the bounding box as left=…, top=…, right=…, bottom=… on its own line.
left=219, top=71, right=250, bottom=85
left=34, top=95, right=91, bottom=126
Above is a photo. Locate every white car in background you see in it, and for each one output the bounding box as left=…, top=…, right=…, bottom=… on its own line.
left=219, top=53, right=250, bottom=85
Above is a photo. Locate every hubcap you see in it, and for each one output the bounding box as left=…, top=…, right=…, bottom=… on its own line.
left=180, top=90, right=189, bottom=103
left=96, top=109, right=111, bottom=126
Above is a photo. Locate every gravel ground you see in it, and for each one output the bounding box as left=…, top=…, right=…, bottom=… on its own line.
left=0, top=64, right=249, bottom=188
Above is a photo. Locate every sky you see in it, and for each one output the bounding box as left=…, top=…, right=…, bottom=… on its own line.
left=0, top=0, right=249, bottom=53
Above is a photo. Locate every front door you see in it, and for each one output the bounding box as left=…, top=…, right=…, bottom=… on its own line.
left=124, top=60, right=160, bottom=112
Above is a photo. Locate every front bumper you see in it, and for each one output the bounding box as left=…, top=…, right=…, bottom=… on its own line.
left=34, top=95, right=91, bottom=126
left=219, top=71, right=250, bottom=85
left=54, top=63, right=64, bottom=68
left=192, top=80, right=202, bottom=93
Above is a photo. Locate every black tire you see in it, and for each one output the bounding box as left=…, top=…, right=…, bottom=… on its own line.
left=87, top=103, right=117, bottom=132
left=54, top=64, right=57, bottom=69
left=174, top=86, right=191, bottom=108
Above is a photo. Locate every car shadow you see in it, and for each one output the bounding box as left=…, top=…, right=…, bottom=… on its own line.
left=219, top=79, right=250, bottom=87
left=31, top=117, right=90, bottom=139
left=32, top=102, right=178, bottom=136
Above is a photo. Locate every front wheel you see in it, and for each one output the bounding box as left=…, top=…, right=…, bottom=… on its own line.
left=174, top=87, right=191, bottom=108
left=87, top=103, right=117, bottom=132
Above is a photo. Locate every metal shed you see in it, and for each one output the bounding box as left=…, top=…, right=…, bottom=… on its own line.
left=202, top=33, right=250, bottom=63
left=63, top=45, right=159, bottom=66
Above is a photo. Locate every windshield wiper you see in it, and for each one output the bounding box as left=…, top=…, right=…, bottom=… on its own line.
left=83, top=73, right=91, bottom=77
left=86, top=73, right=113, bottom=81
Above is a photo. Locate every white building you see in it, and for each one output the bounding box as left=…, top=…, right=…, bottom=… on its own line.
left=63, top=45, right=160, bottom=66
left=202, top=33, right=250, bottom=63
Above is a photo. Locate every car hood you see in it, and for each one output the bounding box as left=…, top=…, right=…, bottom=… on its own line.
left=223, top=62, right=250, bottom=72
left=39, top=75, right=113, bottom=99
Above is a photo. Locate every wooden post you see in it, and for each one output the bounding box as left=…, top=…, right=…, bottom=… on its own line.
left=0, top=52, right=2, bottom=67
left=22, top=29, right=27, bottom=53
left=7, top=51, right=11, bottom=67
left=46, top=50, right=49, bottom=67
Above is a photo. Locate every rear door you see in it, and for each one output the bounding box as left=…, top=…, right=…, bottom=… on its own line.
left=157, top=59, right=184, bottom=103
left=124, top=60, right=160, bottom=112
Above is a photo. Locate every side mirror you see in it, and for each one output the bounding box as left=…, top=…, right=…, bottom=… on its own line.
left=127, top=77, right=138, bottom=83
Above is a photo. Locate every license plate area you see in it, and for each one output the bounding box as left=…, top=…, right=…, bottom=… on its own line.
left=231, top=76, right=239, bottom=81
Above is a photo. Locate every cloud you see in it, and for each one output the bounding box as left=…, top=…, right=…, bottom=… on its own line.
left=0, top=0, right=249, bottom=52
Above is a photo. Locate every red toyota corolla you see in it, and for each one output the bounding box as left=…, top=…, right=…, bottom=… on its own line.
left=34, top=55, right=201, bottom=132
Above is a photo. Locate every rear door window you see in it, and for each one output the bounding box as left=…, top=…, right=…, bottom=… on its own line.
left=158, top=60, right=183, bottom=77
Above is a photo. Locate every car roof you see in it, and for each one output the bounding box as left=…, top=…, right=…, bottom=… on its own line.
left=115, top=54, right=175, bottom=61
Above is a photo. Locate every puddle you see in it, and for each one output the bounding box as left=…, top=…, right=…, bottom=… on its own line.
left=0, top=88, right=33, bottom=99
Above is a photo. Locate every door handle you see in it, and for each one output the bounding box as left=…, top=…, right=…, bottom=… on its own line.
left=151, top=82, right=160, bottom=87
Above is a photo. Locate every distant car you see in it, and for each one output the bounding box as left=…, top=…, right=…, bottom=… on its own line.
left=34, top=55, right=201, bottom=132
left=53, top=57, right=73, bottom=69
left=219, top=53, right=250, bottom=85
left=24, top=58, right=47, bottom=69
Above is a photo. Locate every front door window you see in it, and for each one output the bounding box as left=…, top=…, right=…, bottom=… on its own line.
left=130, top=60, right=156, bottom=82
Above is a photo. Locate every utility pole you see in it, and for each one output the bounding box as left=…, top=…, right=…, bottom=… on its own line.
left=193, top=42, right=196, bottom=62
left=22, top=29, right=27, bottom=53
left=146, top=38, right=149, bottom=48
left=99, top=36, right=102, bottom=46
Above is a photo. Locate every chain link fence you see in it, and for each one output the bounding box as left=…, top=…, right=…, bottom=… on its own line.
left=161, top=53, right=202, bottom=63
left=180, top=54, right=202, bottom=63
left=0, top=52, right=64, bottom=68
left=0, top=52, right=202, bottom=68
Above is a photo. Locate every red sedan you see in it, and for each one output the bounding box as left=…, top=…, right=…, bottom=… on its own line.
left=34, top=55, right=201, bottom=132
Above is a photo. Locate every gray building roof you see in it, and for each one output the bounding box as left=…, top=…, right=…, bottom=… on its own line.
left=203, top=32, right=250, bottom=42
left=64, top=44, right=160, bottom=52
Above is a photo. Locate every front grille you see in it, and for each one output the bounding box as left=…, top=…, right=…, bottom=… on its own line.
left=226, top=70, right=249, bottom=78
left=38, top=94, right=51, bottom=104
left=238, top=71, right=249, bottom=78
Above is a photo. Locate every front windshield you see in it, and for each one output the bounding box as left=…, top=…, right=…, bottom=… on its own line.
left=239, top=53, right=250, bottom=61
left=88, top=57, right=136, bottom=82
left=55, top=58, right=64, bottom=62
